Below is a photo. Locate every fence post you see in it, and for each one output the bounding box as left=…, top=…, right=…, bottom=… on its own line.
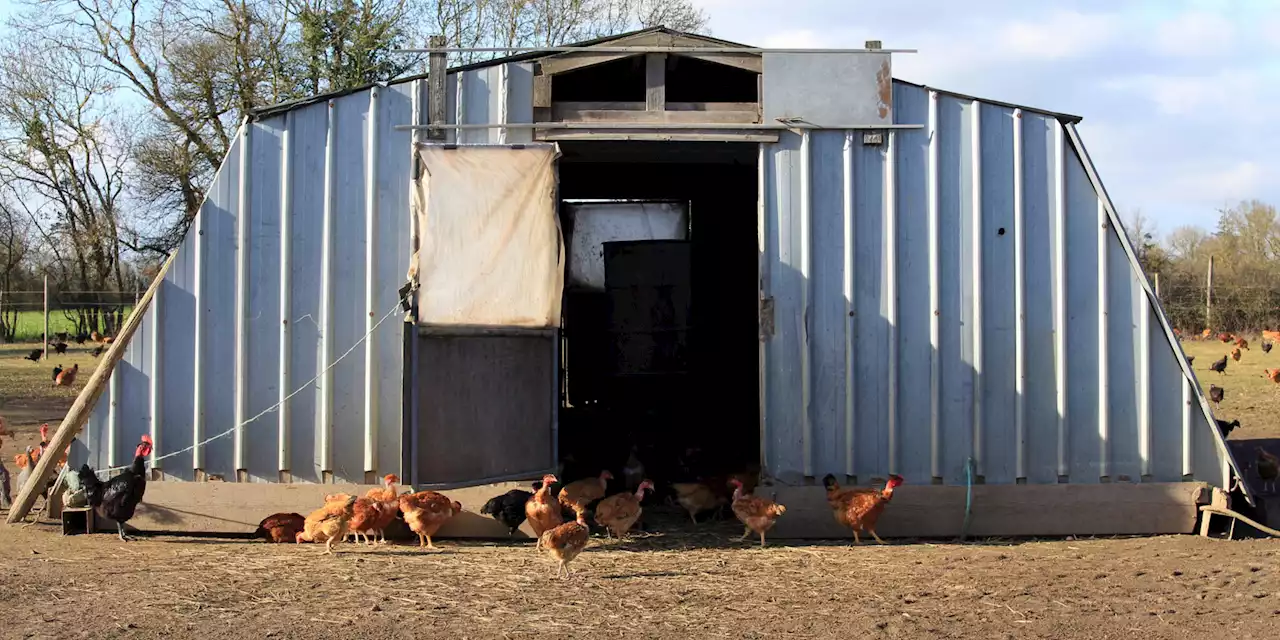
left=1153, top=272, right=1160, bottom=300
left=42, top=275, right=48, bottom=359
left=1206, top=256, right=1214, bottom=330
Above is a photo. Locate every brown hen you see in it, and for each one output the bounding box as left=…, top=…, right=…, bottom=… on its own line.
left=297, top=494, right=358, bottom=554
left=594, top=480, right=653, bottom=538
left=541, top=506, right=591, bottom=578
left=526, top=474, right=564, bottom=546
left=399, top=490, right=462, bottom=550
left=728, top=478, right=786, bottom=547
left=256, top=512, right=306, bottom=543
left=558, top=470, right=614, bottom=513
left=822, top=474, right=904, bottom=544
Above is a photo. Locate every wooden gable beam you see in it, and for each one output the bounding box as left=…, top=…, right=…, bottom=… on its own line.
left=538, top=32, right=762, bottom=76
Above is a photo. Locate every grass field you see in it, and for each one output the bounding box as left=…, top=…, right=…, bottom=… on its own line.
left=0, top=342, right=102, bottom=436
left=3, top=308, right=134, bottom=342
left=1179, top=335, right=1280, bottom=440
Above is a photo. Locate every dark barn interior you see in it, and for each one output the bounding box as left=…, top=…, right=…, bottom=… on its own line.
left=555, top=141, right=761, bottom=494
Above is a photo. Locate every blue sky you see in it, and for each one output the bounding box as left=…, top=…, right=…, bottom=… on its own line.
left=694, top=0, right=1280, bottom=235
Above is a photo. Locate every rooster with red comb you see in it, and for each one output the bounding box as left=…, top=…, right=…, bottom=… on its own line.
left=78, top=434, right=153, bottom=541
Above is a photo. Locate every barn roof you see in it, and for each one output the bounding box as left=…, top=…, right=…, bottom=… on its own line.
left=247, top=26, right=1082, bottom=124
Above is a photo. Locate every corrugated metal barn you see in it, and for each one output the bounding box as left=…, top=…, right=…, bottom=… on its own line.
left=52, top=26, right=1247, bottom=536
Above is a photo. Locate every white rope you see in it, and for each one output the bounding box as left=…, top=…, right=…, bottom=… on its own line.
left=92, top=291, right=412, bottom=476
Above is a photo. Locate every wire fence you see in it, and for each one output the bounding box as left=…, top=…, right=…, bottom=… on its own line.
left=1152, top=274, right=1280, bottom=335
left=0, top=288, right=139, bottom=343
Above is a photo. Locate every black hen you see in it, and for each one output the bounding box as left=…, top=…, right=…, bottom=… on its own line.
left=23, top=349, right=41, bottom=363
left=51, top=365, right=63, bottom=382
left=1216, top=419, right=1240, bottom=438
left=1209, top=355, right=1228, bottom=375
left=1264, top=341, right=1274, bottom=354
left=79, top=434, right=153, bottom=541
left=480, top=489, right=534, bottom=535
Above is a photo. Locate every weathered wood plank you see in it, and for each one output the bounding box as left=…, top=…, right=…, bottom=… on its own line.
left=551, top=101, right=755, bottom=112
left=767, top=482, right=1211, bottom=539
left=646, top=53, right=666, bottom=111
left=427, top=35, right=447, bottom=140
left=538, top=32, right=761, bottom=76
left=535, top=129, right=779, bottom=143
left=549, top=106, right=759, bottom=124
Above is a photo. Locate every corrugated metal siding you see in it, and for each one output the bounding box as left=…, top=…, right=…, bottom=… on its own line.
left=82, top=64, right=533, bottom=483
left=81, top=62, right=1232, bottom=491
left=760, top=81, right=1230, bottom=488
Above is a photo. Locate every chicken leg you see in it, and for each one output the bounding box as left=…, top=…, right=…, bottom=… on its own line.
left=739, top=526, right=751, bottom=541
left=417, top=533, right=439, bottom=550
left=116, top=521, right=135, bottom=542
left=853, top=530, right=862, bottom=545
left=869, top=529, right=886, bottom=544
left=324, top=537, right=337, bottom=554
left=758, top=531, right=767, bottom=548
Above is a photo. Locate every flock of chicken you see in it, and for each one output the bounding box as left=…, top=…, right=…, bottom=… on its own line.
left=1181, top=329, right=1280, bottom=493
left=248, top=467, right=906, bottom=578
left=19, top=331, right=116, bottom=390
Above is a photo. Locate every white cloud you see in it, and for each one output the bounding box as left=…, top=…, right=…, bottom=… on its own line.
left=761, top=29, right=839, bottom=49
left=696, top=1, right=1280, bottom=230
left=1177, top=161, right=1267, bottom=203
left=996, top=10, right=1123, bottom=59
left=1150, top=11, right=1236, bottom=57
left=1103, top=69, right=1266, bottom=117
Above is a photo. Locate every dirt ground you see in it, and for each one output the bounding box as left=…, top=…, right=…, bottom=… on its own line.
left=0, top=518, right=1277, bottom=640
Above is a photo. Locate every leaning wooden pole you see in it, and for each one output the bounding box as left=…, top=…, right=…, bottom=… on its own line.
left=7, top=250, right=179, bottom=524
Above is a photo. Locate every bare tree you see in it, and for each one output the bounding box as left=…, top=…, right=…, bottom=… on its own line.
left=0, top=39, right=133, bottom=334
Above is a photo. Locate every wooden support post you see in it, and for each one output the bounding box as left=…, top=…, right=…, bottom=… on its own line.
left=42, top=275, right=48, bottom=359
left=427, top=35, right=447, bottom=141
left=1154, top=272, right=1161, bottom=300
left=645, top=53, right=667, bottom=112
left=7, top=249, right=180, bottom=524
left=1206, top=255, right=1214, bottom=330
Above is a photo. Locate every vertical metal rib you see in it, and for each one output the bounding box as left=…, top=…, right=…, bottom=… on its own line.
left=149, top=280, right=162, bottom=470
left=278, top=112, right=293, bottom=474
left=758, top=142, right=770, bottom=475
left=192, top=161, right=206, bottom=472
left=1097, top=197, right=1110, bottom=479
left=1054, top=121, right=1069, bottom=478
left=927, top=92, right=941, bottom=480
left=1138, top=293, right=1151, bottom=477
left=319, top=100, right=337, bottom=476
left=885, top=131, right=899, bottom=475
left=363, top=87, right=382, bottom=475
left=970, top=101, right=984, bottom=476
left=1012, top=108, right=1026, bottom=480
left=842, top=131, right=856, bottom=477
left=799, top=131, right=813, bottom=478
left=234, top=124, right=251, bottom=474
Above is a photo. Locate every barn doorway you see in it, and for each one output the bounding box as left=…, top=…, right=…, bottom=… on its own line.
left=555, top=141, right=760, bottom=494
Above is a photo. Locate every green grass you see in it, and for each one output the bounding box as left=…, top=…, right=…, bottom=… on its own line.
left=4, top=308, right=134, bottom=342
left=1180, top=336, right=1280, bottom=440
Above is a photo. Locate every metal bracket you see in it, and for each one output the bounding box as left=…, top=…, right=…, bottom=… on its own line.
left=759, top=296, right=775, bottom=339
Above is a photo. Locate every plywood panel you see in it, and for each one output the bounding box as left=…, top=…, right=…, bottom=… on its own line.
left=415, top=335, right=555, bottom=484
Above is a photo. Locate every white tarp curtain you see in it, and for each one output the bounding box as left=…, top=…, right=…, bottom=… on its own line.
left=409, top=144, right=564, bottom=327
